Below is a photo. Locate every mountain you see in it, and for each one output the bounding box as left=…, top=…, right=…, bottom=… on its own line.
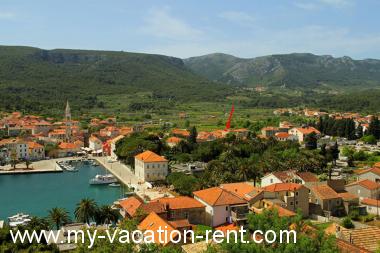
left=0, top=46, right=230, bottom=113
left=184, top=53, right=380, bottom=88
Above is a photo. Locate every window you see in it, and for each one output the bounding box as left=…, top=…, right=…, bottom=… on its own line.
left=270, top=179, right=273, bottom=183
left=295, top=192, right=299, bottom=196
left=296, top=201, right=298, bottom=205
left=184, top=212, right=189, bottom=219
left=290, top=202, right=293, bottom=205
left=225, top=206, right=228, bottom=211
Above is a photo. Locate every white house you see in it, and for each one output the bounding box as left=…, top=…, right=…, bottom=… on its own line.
left=0, top=138, right=29, bottom=160
left=89, top=135, right=103, bottom=151
left=361, top=198, right=380, bottom=216
left=261, top=170, right=318, bottom=187
left=109, top=135, right=124, bottom=160
left=134, top=150, right=168, bottom=182
left=288, top=127, right=320, bottom=143
left=357, top=167, right=380, bottom=183
left=28, top=141, right=45, bottom=160
left=193, top=187, right=248, bottom=227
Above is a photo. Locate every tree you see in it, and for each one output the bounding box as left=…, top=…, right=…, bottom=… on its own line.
left=10, top=149, right=18, bottom=169
left=25, top=159, right=32, bottom=170
left=356, top=124, right=363, bottom=139
left=188, top=126, right=197, bottom=144
left=341, top=217, right=355, bottom=229
left=95, top=205, right=119, bottom=225
left=75, top=198, right=98, bottom=224
left=48, top=207, right=71, bottom=229
left=368, top=116, right=380, bottom=139
left=304, top=132, right=318, bottom=150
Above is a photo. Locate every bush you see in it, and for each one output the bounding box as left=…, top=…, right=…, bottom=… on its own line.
left=341, top=217, right=355, bottom=229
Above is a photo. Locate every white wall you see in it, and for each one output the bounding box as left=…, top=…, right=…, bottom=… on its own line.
left=261, top=174, right=282, bottom=187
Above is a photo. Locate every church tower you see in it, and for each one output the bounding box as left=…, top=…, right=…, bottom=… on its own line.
left=65, top=100, right=72, bottom=142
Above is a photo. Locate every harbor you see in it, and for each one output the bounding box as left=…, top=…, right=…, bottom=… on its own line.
left=0, top=159, right=121, bottom=220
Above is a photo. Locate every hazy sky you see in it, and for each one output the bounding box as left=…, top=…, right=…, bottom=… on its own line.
left=1, top=0, right=379, bottom=59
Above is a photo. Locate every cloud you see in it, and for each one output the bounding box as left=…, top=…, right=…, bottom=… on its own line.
left=294, top=0, right=354, bottom=10
left=140, top=7, right=203, bottom=41
left=218, top=11, right=255, bottom=25
left=0, top=11, right=15, bottom=19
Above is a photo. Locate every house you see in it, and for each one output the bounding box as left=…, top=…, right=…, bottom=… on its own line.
left=337, top=226, right=380, bottom=252
left=134, top=150, right=168, bottom=182
left=220, top=182, right=257, bottom=201
left=138, top=212, right=178, bottom=246
left=345, top=179, right=380, bottom=199
left=310, top=185, right=343, bottom=216
left=155, top=196, right=205, bottom=225
left=119, top=197, right=167, bottom=220
left=57, top=142, right=81, bottom=157
left=361, top=198, right=380, bottom=216
left=166, top=137, right=183, bottom=148
left=89, top=135, right=103, bottom=151
left=0, top=138, right=29, bottom=160
left=109, top=135, right=124, bottom=160
left=337, top=192, right=359, bottom=215
left=356, top=167, right=380, bottom=183
left=28, top=141, right=45, bottom=160
left=171, top=128, right=190, bottom=138
left=260, top=127, right=279, bottom=138
left=289, top=126, right=320, bottom=143
left=274, top=132, right=296, bottom=141
left=193, top=187, right=249, bottom=227
left=255, top=183, right=309, bottom=217
left=261, top=170, right=318, bottom=187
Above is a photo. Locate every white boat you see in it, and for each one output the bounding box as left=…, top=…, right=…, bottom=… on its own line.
left=109, top=183, right=120, bottom=187
left=8, top=213, right=31, bottom=227
left=89, top=174, right=118, bottom=185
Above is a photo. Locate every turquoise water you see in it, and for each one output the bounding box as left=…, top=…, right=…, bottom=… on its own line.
left=0, top=162, right=122, bottom=220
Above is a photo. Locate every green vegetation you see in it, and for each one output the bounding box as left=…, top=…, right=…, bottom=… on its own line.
left=341, top=217, right=355, bottom=229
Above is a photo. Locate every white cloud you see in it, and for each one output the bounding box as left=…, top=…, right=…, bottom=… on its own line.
left=319, top=0, right=353, bottom=7
left=293, top=2, right=319, bottom=10
left=0, top=11, right=15, bottom=19
left=294, top=0, right=354, bottom=10
left=140, top=7, right=203, bottom=41
left=218, top=11, right=255, bottom=25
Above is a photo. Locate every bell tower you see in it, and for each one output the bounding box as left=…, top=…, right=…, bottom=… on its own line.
left=65, top=100, right=72, bottom=142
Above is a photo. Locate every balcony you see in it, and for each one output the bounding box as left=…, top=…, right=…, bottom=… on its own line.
left=231, top=204, right=249, bottom=221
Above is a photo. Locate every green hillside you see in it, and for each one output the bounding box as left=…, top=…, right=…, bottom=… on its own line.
left=0, top=46, right=231, bottom=114
left=184, top=53, right=380, bottom=88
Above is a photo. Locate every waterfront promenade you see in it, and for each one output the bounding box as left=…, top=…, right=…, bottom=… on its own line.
left=0, top=158, right=66, bottom=174
left=94, top=156, right=173, bottom=200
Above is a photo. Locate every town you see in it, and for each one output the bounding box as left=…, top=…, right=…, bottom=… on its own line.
left=1, top=101, right=380, bottom=253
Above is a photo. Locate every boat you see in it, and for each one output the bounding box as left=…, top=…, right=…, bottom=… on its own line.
left=89, top=174, right=118, bottom=185
left=8, top=213, right=31, bottom=227
left=109, top=183, right=120, bottom=187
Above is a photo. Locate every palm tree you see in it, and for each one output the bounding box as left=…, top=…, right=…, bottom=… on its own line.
left=75, top=198, right=98, bottom=224
left=48, top=207, right=71, bottom=229
left=237, top=159, right=251, bottom=181
left=248, top=154, right=263, bottom=187
left=95, top=205, right=119, bottom=225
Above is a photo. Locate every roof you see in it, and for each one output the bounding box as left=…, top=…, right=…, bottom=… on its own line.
left=166, top=136, right=183, bottom=144
left=89, top=135, right=102, bottom=143
left=220, top=182, right=257, bottom=200
left=357, top=167, right=380, bottom=177
left=58, top=142, right=78, bottom=149
left=346, top=179, right=380, bottom=191
left=135, top=150, right=167, bottom=163
left=311, top=185, right=340, bottom=200
left=215, top=223, right=238, bottom=236
left=361, top=198, right=380, bottom=207
left=374, top=162, right=380, bottom=168
left=296, top=172, right=319, bottom=182
left=119, top=197, right=143, bottom=217
left=109, top=135, right=124, bottom=144
left=263, top=183, right=304, bottom=192
left=272, top=205, right=297, bottom=217
left=275, top=132, right=291, bottom=138
left=294, top=127, right=321, bottom=135
left=336, top=239, right=371, bottom=253
left=193, top=187, right=247, bottom=206
left=28, top=141, right=43, bottom=149
left=156, top=196, right=205, bottom=210
left=340, top=227, right=380, bottom=252
left=171, top=128, right=190, bottom=137
left=338, top=192, right=359, bottom=201
left=168, top=219, right=191, bottom=229
left=138, top=212, right=176, bottom=246
left=269, top=170, right=318, bottom=183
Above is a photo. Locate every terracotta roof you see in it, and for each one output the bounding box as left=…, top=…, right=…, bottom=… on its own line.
left=215, top=223, right=238, bottom=236
left=357, top=167, right=380, bottom=177
left=361, top=198, right=380, bottom=207
left=166, top=137, right=182, bottom=144
left=171, top=128, right=190, bottom=137
left=141, top=201, right=167, bottom=215
left=263, top=183, right=304, bottom=192
left=193, top=187, right=247, bottom=206
left=294, top=127, right=321, bottom=135
left=119, top=197, right=143, bottom=217
left=272, top=205, right=297, bottom=217
left=135, top=150, right=167, bottom=163
left=168, top=219, right=192, bottom=229
left=338, top=192, right=359, bottom=201
left=89, top=135, right=101, bottom=143
left=138, top=212, right=176, bottom=246
left=109, top=135, right=124, bottom=144
left=268, top=170, right=318, bottom=183
left=296, top=172, right=318, bottom=182
left=374, top=162, right=380, bottom=168
left=346, top=179, right=380, bottom=191
left=311, top=185, right=340, bottom=200
left=156, top=196, right=204, bottom=210
left=340, top=227, right=380, bottom=252
left=275, top=132, right=291, bottom=139
left=220, top=182, right=257, bottom=200
left=28, top=141, right=43, bottom=149
left=336, top=239, right=371, bottom=253
left=58, top=142, right=78, bottom=149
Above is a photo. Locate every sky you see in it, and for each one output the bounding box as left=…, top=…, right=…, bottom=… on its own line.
left=1, top=0, right=380, bottom=59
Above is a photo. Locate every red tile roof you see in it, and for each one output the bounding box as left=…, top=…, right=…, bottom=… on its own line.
left=361, top=198, right=380, bottom=207
left=166, top=137, right=183, bottom=144
left=135, top=150, right=167, bottom=163
left=156, top=196, right=204, bottom=210
left=263, top=183, right=304, bottom=192
left=138, top=212, right=175, bottom=246
left=357, top=167, right=380, bottom=177
left=119, top=197, right=143, bottom=217
left=346, top=179, right=380, bottom=190
left=311, top=185, right=340, bottom=200
left=220, top=182, right=257, bottom=200
left=58, top=142, right=78, bottom=149
left=193, top=187, right=246, bottom=206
